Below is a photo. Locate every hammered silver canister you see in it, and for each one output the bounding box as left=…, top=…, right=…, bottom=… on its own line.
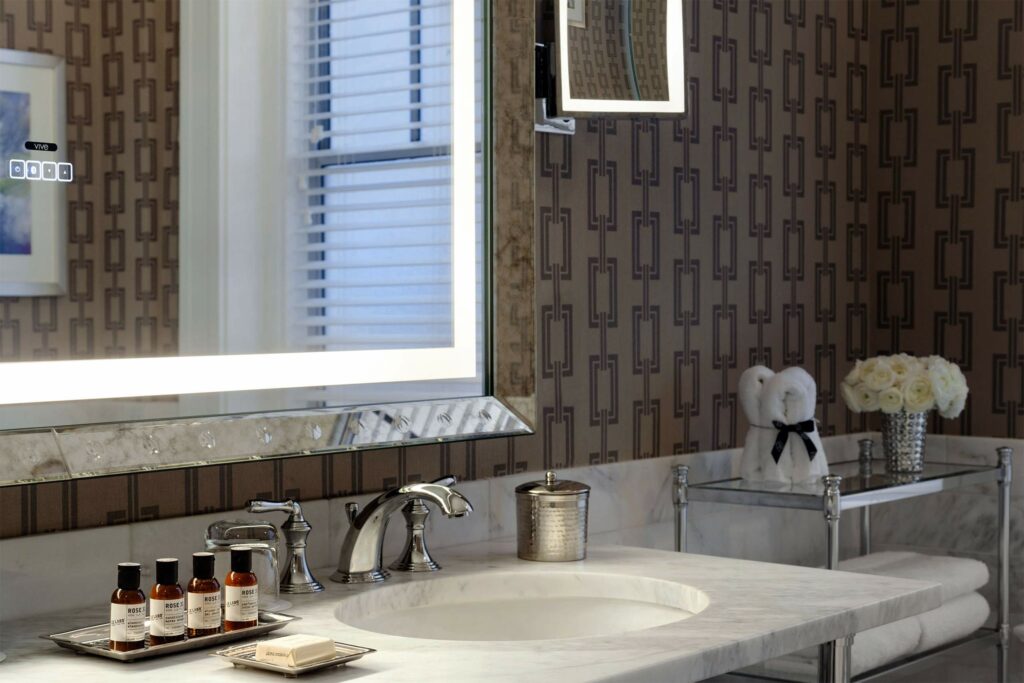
left=881, top=410, right=927, bottom=474
left=515, top=471, right=590, bottom=562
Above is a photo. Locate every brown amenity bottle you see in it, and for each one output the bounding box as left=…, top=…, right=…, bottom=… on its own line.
left=109, top=562, right=146, bottom=651
left=223, top=546, right=259, bottom=631
left=149, top=558, right=185, bottom=644
left=187, top=552, right=222, bottom=637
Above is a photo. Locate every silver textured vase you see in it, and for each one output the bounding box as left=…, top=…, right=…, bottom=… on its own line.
left=881, top=410, right=927, bottom=473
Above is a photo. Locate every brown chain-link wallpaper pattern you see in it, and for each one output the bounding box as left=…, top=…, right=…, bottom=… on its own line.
left=2, top=0, right=1022, bottom=539
left=869, top=0, right=1024, bottom=438
left=0, top=0, right=180, bottom=361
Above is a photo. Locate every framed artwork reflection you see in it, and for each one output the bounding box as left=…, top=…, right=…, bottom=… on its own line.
left=566, top=0, right=586, bottom=28
left=0, top=49, right=67, bottom=296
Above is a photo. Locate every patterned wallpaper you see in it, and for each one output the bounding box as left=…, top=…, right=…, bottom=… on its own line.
left=869, top=0, right=1024, bottom=439
left=540, top=0, right=867, bottom=461
left=0, top=0, right=179, bottom=361
left=1, top=0, right=1021, bottom=539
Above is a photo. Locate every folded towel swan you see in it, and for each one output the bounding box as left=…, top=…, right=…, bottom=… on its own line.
left=739, top=366, right=829, bottom=484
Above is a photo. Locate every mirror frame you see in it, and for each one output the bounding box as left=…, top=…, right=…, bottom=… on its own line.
left=0, top=0, right=538, bottom=485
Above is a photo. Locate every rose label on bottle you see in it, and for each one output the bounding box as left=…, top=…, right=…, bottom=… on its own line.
left=225, top=584, right=258, bottom=622
left=150, top=597, right=185, bottom=637
left=187, top=591, right=222, bottom=630
left=110, top=603, right=146, bottom=642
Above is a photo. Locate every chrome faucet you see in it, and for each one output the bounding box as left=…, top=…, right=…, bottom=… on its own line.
left=331, top=479, right=472, bottom=584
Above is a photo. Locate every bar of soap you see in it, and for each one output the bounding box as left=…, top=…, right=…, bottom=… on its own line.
left=255, top=634, right=336, bottom=667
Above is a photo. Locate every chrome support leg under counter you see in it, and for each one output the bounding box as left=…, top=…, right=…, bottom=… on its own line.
left=857, top=439, right=873, bottom=556
left=819, top=475, right=850, bottom=683
left=996, top=447, right=1013, bottom=683
left=673, top=464, right=689, bottom=553
left=819, top=635, right=854, bottom=683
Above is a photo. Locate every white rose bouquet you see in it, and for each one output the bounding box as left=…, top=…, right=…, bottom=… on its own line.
left=841, top=354, right=968, bottom=419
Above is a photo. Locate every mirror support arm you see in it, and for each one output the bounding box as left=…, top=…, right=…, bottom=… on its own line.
left=534, top=43, right=575, bottom=135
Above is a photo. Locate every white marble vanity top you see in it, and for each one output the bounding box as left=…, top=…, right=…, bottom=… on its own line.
left=0, top=541, right=940, bottom=682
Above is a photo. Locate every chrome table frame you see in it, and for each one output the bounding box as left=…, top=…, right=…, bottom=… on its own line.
left=673, top=444, right=1013, bottom=683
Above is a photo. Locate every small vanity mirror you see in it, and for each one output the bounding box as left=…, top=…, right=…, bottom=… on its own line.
left=556, top=0, right=685, bottom=114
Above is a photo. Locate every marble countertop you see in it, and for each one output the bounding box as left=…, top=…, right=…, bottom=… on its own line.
left=0, top=542, right=941, bottom=683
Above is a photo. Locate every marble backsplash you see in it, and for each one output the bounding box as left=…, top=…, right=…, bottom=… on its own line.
left=0, top=433, right=1018, bottom=623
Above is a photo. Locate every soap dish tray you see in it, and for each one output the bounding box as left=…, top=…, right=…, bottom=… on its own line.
left=212, top=641, right=376, bottom=677
left=43, top=611, right=299, bottom=661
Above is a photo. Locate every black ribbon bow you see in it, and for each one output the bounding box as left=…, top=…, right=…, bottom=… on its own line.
left=770, top=419, right=819, bottom=463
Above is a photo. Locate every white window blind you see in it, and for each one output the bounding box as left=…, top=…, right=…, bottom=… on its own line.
left=290, top=0, right=484, bottom=402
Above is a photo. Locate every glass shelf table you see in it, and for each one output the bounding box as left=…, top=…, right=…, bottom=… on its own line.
left=671, top=443, right=1013, bottom=683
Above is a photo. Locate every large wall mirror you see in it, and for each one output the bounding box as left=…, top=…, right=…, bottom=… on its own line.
left=0, top=0, right=536, bottom=484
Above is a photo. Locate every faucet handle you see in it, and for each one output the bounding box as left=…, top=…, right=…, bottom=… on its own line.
left=389, top=475, right=460, bottom=573
left=247, top=498, right=304, bottom=520
left=244, top=498, right=323, bottom=594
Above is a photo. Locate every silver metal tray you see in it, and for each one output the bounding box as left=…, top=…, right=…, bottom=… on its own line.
left=42, top=611, right=299, bottom=661
left=212, top=641, right=375, bottom=678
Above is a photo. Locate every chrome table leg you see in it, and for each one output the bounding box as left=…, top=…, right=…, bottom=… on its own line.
left=819, top=475, right=850, bottom=682
left=996, top=447, right=1013, bottom=683
left=859, top=507, right=871, bottom=557
left=823, top=475, right=843, bottom=570
left=673, top=465, right=689, bottom=552
left=819, top=635, right=853, bottom=683
left=857, top=439, right=873, bottom=556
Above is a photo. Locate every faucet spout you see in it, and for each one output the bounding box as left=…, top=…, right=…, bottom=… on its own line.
left=331, top=480, right=471, bottom=584
left=418, top=482, right=473, bottom=518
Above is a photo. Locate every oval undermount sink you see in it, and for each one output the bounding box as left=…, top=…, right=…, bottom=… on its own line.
left=335, top=571, right=709, bottom=641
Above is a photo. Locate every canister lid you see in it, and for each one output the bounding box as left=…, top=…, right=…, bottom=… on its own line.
left=515, top=470, right=590, bottom=497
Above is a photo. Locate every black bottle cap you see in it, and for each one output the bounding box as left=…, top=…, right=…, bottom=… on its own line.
left=230, top=545, right=253, bottom=574
left=192, top=552, right=216, bottom=580
left=155, top=557, right=179, bottom=585
left=117, top=562, right=141, bottom=590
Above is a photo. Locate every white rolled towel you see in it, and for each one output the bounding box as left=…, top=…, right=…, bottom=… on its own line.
left=838, top=551, right=989, bottom=604
left=786, top=595, right=987, bottom=675
left=845, top=594, right=988, bottom=673
left=769, top=614, right=922, bottom=677
left=914, top=591, right=990, bottom=653
left=851, top=616, right=923, bottom=675
left=758, top=367, right=828, bottom=484
left=761, top=558, right=991, bottom=678
left=738, top=366, right=775, bottom=481
left=837, top=550, right=920, bottom=573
